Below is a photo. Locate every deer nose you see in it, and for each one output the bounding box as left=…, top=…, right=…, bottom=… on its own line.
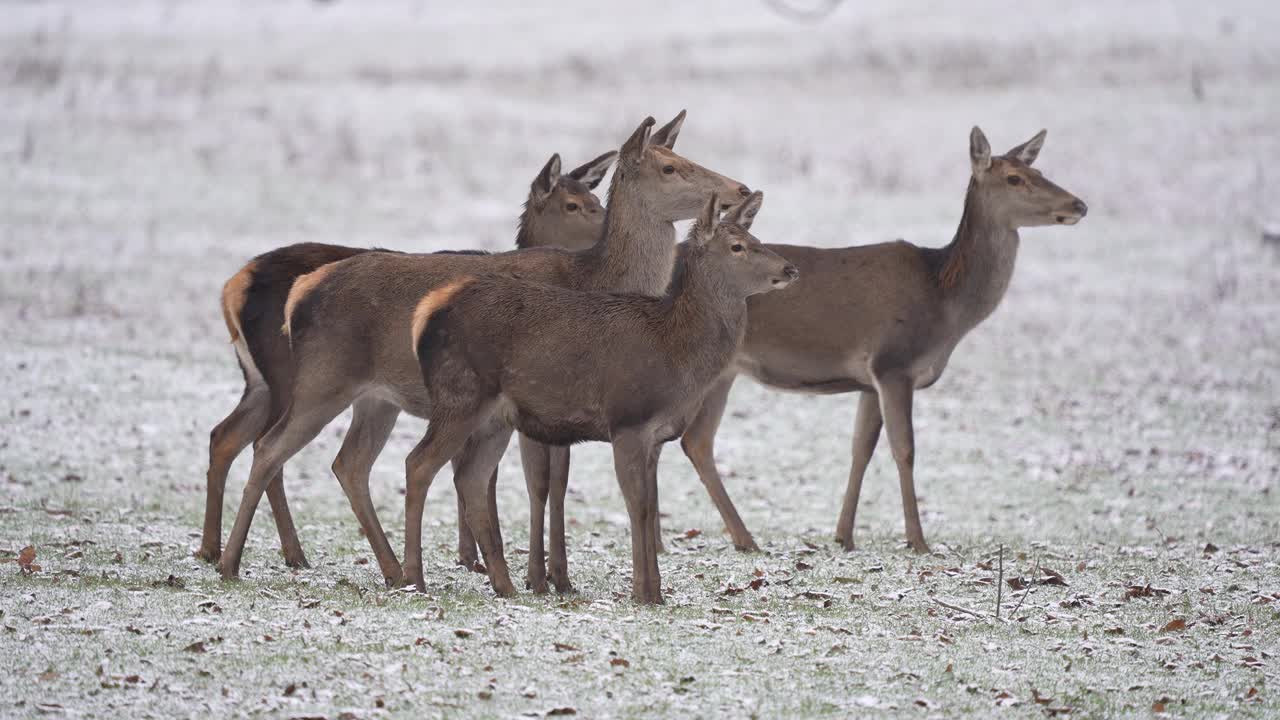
left=1072, top=199, right=1088, bottom=217
left=737, top=185, right=751, bottom=197
left=783, top=265, right=800, bottom=280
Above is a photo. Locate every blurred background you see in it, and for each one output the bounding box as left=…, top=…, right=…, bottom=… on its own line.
left=2, top=0, right=1277, bottom=565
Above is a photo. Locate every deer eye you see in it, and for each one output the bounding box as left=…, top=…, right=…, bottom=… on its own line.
left=1006, top=175, right=1023, bottom=186
left=731, top=243, right=744, bottom=253
left=565, top=202, right=578, bottom=212
left=662, top=165, right=675, bottom=175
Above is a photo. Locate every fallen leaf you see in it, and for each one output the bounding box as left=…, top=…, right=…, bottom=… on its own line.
left=1203, top=542, right=1219, bottom=555
left=795, top=560, right=813, bottom=571
left=17, top=546, right=40, bottom=574
left=454, top=628, right=473, bottom=638
left=609, top=657, right=630, bottom=669
left=546, top=708, right=577, bottom=716
left=682, top=528, right=702, bottom=539
left=1160, top=618, right=1187, bottom=633
left=552, top=642, right=579, bottom=652
left=182, top=641, right=207, bottom=653
left=1040, top=567, right=1069, bottom=586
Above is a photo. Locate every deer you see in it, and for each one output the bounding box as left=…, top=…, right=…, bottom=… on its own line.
left=409, top=192, right=797, bottom=603
left=525, top=126, right=1088, bottom=590
left=200, top=149, right=618, bottom=569
left=675, top=126, right=1088, bottom=555
left=215, top=112, right=753, bottom=592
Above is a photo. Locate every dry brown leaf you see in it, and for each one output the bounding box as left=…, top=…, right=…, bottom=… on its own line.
left=609, top=657, right=630, bottom=669
left=546, top=708, right=577, bottom=716
left=454, top=628, right=473, bottom=638
left=17, top=546, right=40, bottom=574
left=1160, top=618, right=1187, bottom=633
left=553, top=642, right=579, bottom=652
left=682, top=528, right=702, bottom=539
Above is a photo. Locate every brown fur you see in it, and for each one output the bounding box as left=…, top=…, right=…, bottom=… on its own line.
left=221, top=261, right=256, bottom=343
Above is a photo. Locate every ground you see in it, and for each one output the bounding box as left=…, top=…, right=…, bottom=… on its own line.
left=1, top=1, right=1279, bottom=718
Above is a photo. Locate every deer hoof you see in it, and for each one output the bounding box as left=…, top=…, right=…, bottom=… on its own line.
left=194, top=546, right=221, bottom=564
left=733, top=538, right=760, bottom=553
left=527, top=576, right=550, bottom=595
left=908, top=539, right=931, bottom=555
left=283, top=553, right=310, bottom=570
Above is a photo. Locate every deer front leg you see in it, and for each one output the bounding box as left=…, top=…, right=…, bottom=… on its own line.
left=835, top=391, right=882, bottom=551
left=331, top=397, right=402, bottom=587
left=679, top=374, right=758, bottom=551
left=876, top=374, right=929, bottom=554
left=612, top=431, right=663, bottom=605
left=545, top=443, right=574, bottom=594
left=519, top=435, right=551, bottom=593
left=403, top=413, right=486, bottom=593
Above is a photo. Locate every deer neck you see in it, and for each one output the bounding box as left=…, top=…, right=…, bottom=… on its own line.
left=576, top=175, right=676, bottom=295
left=665, top=252, right=748, bottom=375
left=937, top=179, right=1021, bottom=333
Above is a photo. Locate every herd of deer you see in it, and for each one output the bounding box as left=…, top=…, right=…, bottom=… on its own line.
left=199, top=112, right=1087, bottom=604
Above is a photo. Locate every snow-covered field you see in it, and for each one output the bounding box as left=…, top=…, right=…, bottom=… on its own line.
left=2, top=1, right=1278, bottom=717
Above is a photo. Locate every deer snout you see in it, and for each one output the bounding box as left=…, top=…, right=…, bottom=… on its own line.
left=772, top=264, right=800, bottom=289
left=721, top=185, right=751, bottom=210
left=1055, top=198, right=1088, bottom=225
left=1072, top=199, right=1088, bottom=217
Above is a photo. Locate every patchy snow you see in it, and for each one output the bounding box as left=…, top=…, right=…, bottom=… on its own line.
left=2, top=0, right=1278, bottom=717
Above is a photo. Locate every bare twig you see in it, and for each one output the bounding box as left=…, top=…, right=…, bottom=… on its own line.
left=995, top=544, right=1004, bottom=619
left=933, top=597, right=985, bottom=619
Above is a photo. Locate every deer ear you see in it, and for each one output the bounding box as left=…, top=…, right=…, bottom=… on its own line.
left=690, top=194, right=720, bottom=246
left=620, top=116, right=656, bottom=165
left=530, top=153, right=561, bottom=206
left=566, top=150, right=617, bottom=190
left=969, top=126, right=992, bottom=175
left=1005, top=129, right=1046, bottom=166
left=722, top=190, right=764, bottom=229
left=649, top=109, right=686, bottom=150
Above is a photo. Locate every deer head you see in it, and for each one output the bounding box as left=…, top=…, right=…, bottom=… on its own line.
left=688, top=191, right=798, bottom=296
left=969, top=126, right=1088, bottom=229
left=616, top=111, right=752, bottom=222
left=523, top=151, right=617, bottom=251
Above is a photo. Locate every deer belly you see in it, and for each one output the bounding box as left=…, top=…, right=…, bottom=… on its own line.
left=497, top=394, right=609, bottom=446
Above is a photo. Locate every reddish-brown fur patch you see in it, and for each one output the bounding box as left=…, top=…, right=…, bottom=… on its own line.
left=220, top=261, right=256, bottom=343
left=282, top=263, right=339, bottom=338
left=411, top=278, right=474, bottom=358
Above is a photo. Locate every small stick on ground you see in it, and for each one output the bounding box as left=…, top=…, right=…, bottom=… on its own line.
left=995, top=543, right=1004, bottom=620
left=933, top=597, right=986, bottom=619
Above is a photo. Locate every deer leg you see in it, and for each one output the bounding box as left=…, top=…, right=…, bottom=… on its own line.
left=219, top=389, right=353, bottom=580
left=876, top=375, right=929, bottom=554
left=201, top=382, right=270, bottom=563
left=545, top=443, right=574, bottom=594
left=403, top=411, right=489, bottom=594
left=451, top=419, right=517, bottom=597
left=835, top=391, right=883, bottom=551
left=679, top=374, right=758, bottom=551
left=450, top=457, right=484, bottom=573
left=331, top=397, right=402, bottom=587
left=264, top=470, right=308, bottom=568
left=518, top=435, right=550, bottom=593
left=612, top=431, right=663, bottom=605
left=651, top=443, right=665, bottom=555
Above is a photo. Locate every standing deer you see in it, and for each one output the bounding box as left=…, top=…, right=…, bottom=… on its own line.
left=676, top=126, right=1088, bottom=554
left=200, top=150, right=617, bottom=568
left=410, top=193, right=797, bottom=603
left=216, top=113, right=752, bottom=591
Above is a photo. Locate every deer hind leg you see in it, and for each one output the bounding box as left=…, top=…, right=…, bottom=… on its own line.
left=876, top=374, right=929, bottom=554
left=545, top=443, right=574, bottom=594
left=651, top=443, right=665, bottom=555
left=679, top=375, right=758, bottom=551
left=518, top=435, right=551, bottom=593
left=835, top=391, right=883, bottom=551
left=219, top=388, right=354, bottom=580
left=612, top=430, right=663, bottom=605
left=331, top=396, right=402, bottom=587
left=402, top=408, right=493, bottom=593
left=201, top=381, right=270, bottom=563
left=451, top=418, right=516, bottom=597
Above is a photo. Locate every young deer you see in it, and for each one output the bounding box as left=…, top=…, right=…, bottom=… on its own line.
left=216, top=113, right=752, bottom=590
left=410, top=193, right=797, bottom=603
left=672, top=126, right=1088, bottom=554
left=200, top=150, right=617, bottom=568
